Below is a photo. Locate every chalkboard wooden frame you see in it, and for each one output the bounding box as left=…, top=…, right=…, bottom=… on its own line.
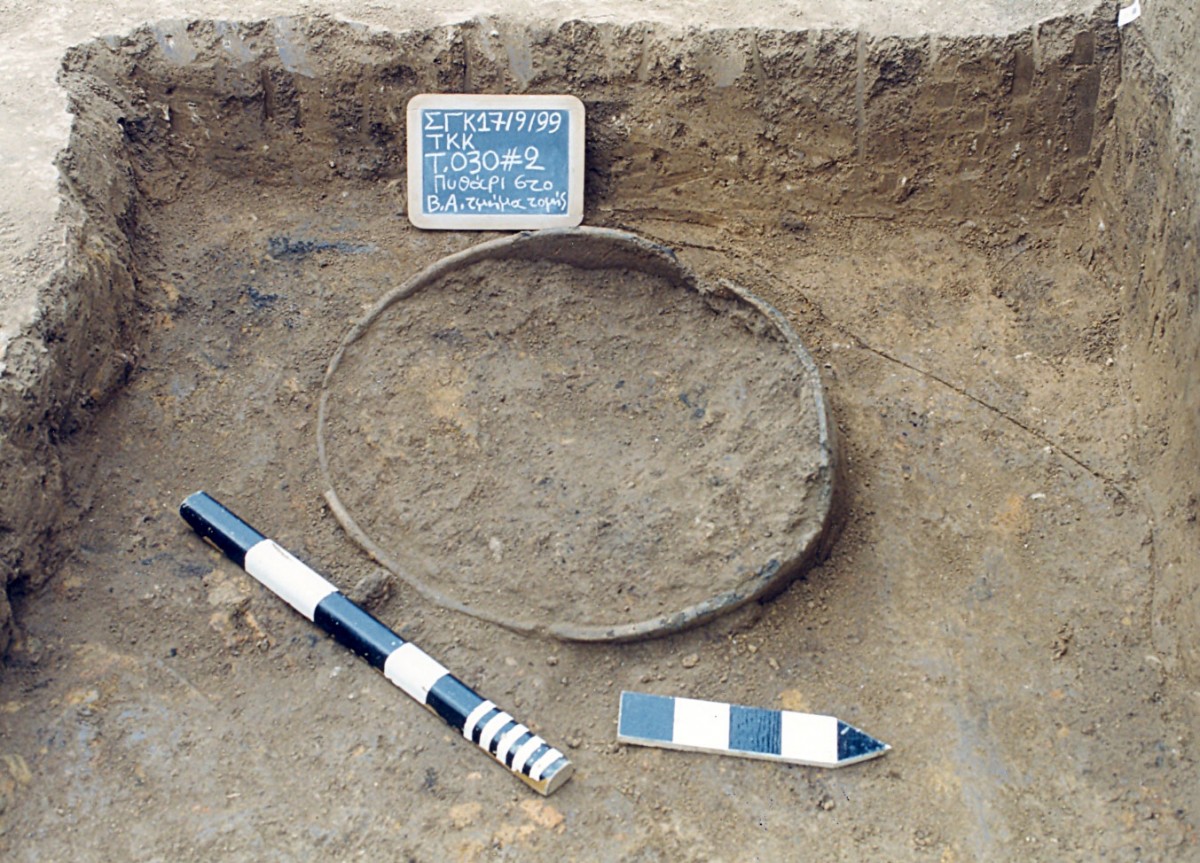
left=406, top=94, right=586, bottom=230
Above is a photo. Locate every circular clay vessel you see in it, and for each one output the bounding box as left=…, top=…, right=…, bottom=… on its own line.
left=318, top=227, right=838, bottom=641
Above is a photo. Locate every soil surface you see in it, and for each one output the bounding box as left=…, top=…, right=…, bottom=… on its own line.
left=2, top=7, right=1199, bottom=862
left=2, top=173, right=1194, bottom=860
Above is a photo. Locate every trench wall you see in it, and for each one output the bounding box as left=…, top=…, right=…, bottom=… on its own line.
left=71, top=13, right=1120, bottom=218
left=1093, top=0, right=1200, bottom=686
left=0, top=72, right=140, bottom=651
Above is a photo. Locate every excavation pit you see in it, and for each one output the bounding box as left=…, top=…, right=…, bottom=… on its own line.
left=2, top=9, right=1198, bottom=860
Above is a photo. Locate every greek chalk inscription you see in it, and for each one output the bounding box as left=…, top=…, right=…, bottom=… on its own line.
left=407, top=95, right=585, bottom=230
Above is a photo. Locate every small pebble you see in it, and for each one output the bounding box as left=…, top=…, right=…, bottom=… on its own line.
left=681, top=653, right=699, bottom=669
left=347, top=569, right=394, bottom=610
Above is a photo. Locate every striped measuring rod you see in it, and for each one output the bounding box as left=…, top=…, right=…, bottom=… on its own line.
left=180, top=491, right=574, bottom=796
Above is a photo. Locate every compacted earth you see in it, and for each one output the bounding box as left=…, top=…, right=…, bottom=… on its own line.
left=0, top=11, right=1197, bottom=862
left=1, top=176, right=1192, bottom=861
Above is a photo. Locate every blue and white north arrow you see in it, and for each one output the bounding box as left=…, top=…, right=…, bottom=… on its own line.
left=618, top=691, right=890, bottom=768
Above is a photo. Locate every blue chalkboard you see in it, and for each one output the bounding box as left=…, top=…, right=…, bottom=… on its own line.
left=406, top=94, right=585, bottom=230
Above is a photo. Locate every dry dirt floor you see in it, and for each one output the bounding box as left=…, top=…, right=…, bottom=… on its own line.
left=1, top=172, right=1196, bottom=860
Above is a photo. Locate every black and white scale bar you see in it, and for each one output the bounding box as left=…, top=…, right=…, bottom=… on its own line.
left=617, top=691, right=890, bottom=768
left=180, top=491, right=574, bottom=796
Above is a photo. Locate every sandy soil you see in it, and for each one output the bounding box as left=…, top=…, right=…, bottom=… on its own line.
left=1, top=7, right=1198, bottom=862
left=1, top=179, right=1193, bottom=860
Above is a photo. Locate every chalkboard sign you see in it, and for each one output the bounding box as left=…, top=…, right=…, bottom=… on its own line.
left=406, top=94, right=586, bottom=230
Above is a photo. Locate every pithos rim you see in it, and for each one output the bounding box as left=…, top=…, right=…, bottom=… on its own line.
left=317, top=226, right=839, bottom=641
